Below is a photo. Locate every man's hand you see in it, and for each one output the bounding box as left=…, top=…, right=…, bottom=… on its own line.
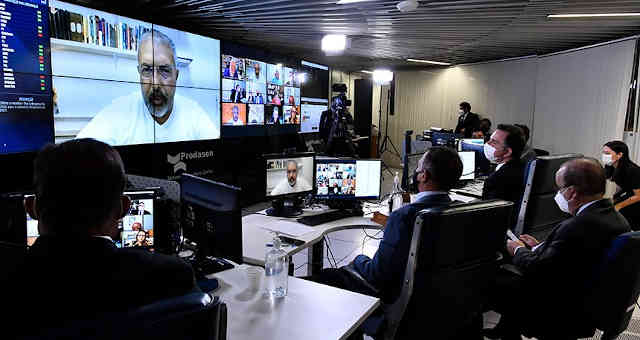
left=519, top=234, right=539, bottom=248
left=507, top=240, right=525, bottom=256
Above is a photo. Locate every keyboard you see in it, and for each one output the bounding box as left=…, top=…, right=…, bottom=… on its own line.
left=190, top=256, right=234, bottom=279
left=297, top=209, right=361, bottom=226
left=451, top=179, right=485, bottom=198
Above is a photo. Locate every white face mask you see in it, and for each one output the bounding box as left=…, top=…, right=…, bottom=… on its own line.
left=554, top=190, right=570, bottom=214
left=483, top=143, right=498, bottom=163
left=602, top=154, right=613, bottom=166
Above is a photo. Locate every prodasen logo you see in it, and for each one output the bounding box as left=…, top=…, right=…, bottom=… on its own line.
left=167, top=153, right=187, bottom=174
left=166, top=150, right=214, bottom=175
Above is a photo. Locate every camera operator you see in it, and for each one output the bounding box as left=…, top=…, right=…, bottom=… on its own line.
left=320, top=83, right=357, bottom=157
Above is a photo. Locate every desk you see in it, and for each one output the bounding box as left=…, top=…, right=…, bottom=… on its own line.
left=241, top=195, right=476, bottom=275
left=242, top=209, right=383, bottom=275
left=213, top=266, right=380, bottom=340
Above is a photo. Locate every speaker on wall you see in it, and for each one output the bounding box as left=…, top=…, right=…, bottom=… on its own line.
left=354, top=78, right=373, bottom=158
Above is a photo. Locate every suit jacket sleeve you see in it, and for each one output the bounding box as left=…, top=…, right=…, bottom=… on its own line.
left=482, top=175, right=509, bottom=200
left=151, top=254, right=201, bottom=297
left=467, top=113, right=480, bottom=130
left=353, top=208, right=410, bottom=290
left=512, top=220, right=578, bottom=276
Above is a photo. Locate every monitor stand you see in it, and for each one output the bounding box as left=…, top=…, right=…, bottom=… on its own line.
left=266, top=197, right=304, bottom=217
left=326, top=200, right=364, bottom=215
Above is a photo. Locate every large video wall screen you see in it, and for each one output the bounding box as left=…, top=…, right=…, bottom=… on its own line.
left=0, top=0, right=221, bottom=155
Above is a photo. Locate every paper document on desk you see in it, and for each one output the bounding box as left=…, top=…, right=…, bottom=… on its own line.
left=260, top=220, right=315, bottom=237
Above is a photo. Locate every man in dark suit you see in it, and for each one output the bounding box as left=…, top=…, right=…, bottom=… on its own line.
left=306, top=147, right=463, bottom=339
left=454, top=101, right=480, bottom=138
left=485, top=158, right=631, bottom=339
left=482, top=124, right=527, bottom=223
left=5, top=139, right=199, bottom=337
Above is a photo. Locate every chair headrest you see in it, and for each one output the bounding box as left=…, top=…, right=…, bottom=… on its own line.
left=416, top=200, right=513, bottom=270
left=604, top=232, right=640, bottom=264
left=526, top=153, right=582, bottom=195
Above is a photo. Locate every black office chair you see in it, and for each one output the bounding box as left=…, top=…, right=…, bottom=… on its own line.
left=17, top=292, right=227, bottom=340
left=359, top=200, right=513, bottom=339
left=519, top=231, right=640, bottom=340
left=533, top=148, right=550, bottom=157
left=0, top=241, right=25, bottom=283
left=515, top=153, right=582, bottom=239
left=586, top=231, right=640, bottom=340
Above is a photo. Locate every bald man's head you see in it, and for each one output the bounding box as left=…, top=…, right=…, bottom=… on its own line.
left=556, top=158, right=606, bottom=197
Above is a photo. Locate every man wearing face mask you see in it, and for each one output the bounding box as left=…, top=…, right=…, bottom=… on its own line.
left=484, top=158, right=630, bottom=340
left=482, top=124, right=527, bottom=223
left=454, top=102, right=480, bottom=138
left=77, top=29, right=219, bottom=145
left=304, top=147, right=462, bottom=339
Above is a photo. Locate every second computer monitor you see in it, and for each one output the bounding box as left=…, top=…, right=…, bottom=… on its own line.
left=315, top=158, right=381, bottom=200
left=180, top=174, right=242, bottom=264
left=459, top=151, right=476, bottom=181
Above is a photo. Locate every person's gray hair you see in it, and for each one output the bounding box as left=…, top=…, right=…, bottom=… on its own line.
left=139, top=29, right=177, bottom=67
left=287, top=160, right=298, bottom=168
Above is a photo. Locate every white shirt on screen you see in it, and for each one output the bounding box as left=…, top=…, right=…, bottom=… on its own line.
left=76, top=92, right=219, bottom=145
left=270, top=177, right=312, bottom=196
left=225, top=118, right=245, bottom=126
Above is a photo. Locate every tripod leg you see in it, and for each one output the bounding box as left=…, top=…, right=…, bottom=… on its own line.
left=387, top=138, right=402, bottom=159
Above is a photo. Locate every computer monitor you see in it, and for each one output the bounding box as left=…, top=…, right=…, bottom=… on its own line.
left=117, top=190, right=156, bottom=250
left=460, top=139, right=491, bottom=176
left=265, top=153, right=315, bottom=198
left=180, top=174, right=242, bottom=264
left=315, top=158, right=382, bottom=200
left=460, top=139, right=485, bottom=148
left=21, top=190, right=159, bottom=249
left=264, top=153, right=314, bottom=216
left=431, top=131, right=457, bottom=147
left=459, top=151, right=476, bottom=181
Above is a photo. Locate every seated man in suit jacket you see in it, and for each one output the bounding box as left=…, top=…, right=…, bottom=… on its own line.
left=306, top=147, right=463, bottom=339
left=5, top=139, right=199, bottom=336
left=485, top=158, right=631, bottom=340
left=454, top=101, right=480, bottom=138
left=482, top=124, right=527, bottom=223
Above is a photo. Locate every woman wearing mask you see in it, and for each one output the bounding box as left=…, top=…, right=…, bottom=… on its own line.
left=602, top=140, right=640, bottom=230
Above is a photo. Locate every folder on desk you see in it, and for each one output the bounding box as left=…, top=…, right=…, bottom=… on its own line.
left=261, top=220, right=314, bottom=237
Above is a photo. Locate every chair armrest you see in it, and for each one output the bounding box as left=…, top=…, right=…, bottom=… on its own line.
left=342, top=263, right=381, bottom=296
left=500, top=263, right=523, bottom=276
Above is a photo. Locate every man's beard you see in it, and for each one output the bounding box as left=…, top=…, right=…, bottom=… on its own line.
left=288, top=178, right=296, bottom=187
left=144, top=89, right=171, bottom=119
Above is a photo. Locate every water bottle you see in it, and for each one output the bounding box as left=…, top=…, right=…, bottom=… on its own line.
left=265, top=236, right=289, bottom=298
left=393, top=171, right=401, bottom=193
left=390, top=172, right=404, bottom=212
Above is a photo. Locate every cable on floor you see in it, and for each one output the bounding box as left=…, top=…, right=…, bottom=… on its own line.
left=324, top=235, right=338, bottom=268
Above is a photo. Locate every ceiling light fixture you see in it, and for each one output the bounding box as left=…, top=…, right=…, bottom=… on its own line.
left=361, top=70, right=373, bottom=74
left=373, top=69, right=393, bottom=85
left=297, top=72, right=307, bottom=84
left=337, top=0, right=376, bottom=4
left=397, top=0, right=419, bottom=12
left=322, top=34, right=347, bottom=55
left=548, top=13, right=640, bottom=18
left=407, top=58, right=451, bottom=66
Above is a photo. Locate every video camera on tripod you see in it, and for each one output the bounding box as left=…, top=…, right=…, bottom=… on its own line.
left=319, top=83, right=356, bottom=157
